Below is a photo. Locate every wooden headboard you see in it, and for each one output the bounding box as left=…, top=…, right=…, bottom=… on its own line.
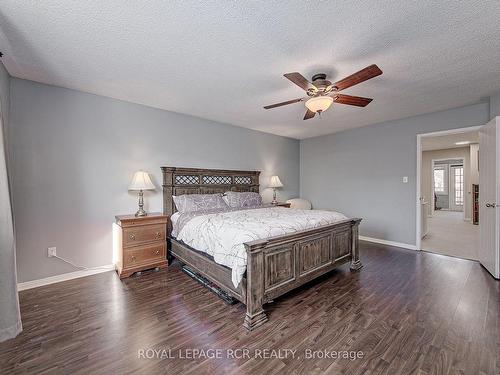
left=161, top=167, right=260, bottom=216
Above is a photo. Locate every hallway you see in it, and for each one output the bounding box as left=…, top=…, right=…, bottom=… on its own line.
left=422, top=210, right=480, bottom=260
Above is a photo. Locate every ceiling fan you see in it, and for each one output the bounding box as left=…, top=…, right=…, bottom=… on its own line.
left=264, top=64, right=383, bottom=120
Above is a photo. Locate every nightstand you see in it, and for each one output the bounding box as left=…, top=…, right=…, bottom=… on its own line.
left=114, top=213, right=168, bottom=278
left=273, top=202, right=291, bottom=208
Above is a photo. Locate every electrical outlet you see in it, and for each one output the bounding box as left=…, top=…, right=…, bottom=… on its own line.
left=47, top=247, right=57, bottom=257
left=402, top=176, right=409, bottom=183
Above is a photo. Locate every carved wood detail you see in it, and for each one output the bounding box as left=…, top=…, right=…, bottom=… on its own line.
left=333, top=228, right=351, bottom=260
left=298, top=235, right=331, bottom=276
left=265, top=247, right=295, bottom=290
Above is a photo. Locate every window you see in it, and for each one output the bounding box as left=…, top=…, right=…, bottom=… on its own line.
left=454, top=166, right=464, bottom=206
left=433, top=166, right=447, bottom=194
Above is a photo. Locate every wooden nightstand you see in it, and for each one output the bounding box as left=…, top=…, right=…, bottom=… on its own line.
left=273, top=202, right=291, bottom=208
left=114, top=213, right=168, bottom=278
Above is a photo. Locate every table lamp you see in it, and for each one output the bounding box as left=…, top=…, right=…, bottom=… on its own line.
left=269, top=175, right=283, bottom=205
left=129, top=171, right=155, bottom=217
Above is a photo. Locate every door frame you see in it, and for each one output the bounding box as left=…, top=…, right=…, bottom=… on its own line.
left=416, top=125, right=482, bottom=250
left=430, top=158, right=465, bottom=217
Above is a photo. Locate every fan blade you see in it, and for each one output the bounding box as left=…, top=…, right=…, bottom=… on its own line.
left=263, top=98, right=304, bottom=109
left=303, top=109, right=316, bottom=120
left=333, top=65, right=382, bottom=91
left=333, top=94, right=373, bottom=107
left=284, top=72, right=313, bottom=91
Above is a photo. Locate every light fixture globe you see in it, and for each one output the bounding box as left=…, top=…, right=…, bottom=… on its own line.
left=305, top=96, right=333, bottom=113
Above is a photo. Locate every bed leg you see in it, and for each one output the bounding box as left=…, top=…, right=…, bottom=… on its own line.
left=244, top=309, right=268, bottom=331
left=244, top=242, right=268, bottom=331
left=167, top=252, right=174, bottom=266
left=350, top=219, right=363, bottom=271
left=166, top=239, right=174, bottom=266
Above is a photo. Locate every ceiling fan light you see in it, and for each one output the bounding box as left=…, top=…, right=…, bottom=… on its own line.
left=305, top=96, right=333, bottom=113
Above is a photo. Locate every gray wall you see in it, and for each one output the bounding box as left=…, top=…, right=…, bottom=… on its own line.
left=490, top=90, right=500, bottom=119
left=9, top=78, right=300, bottom=282
left=300, top=102, right=489, bottom=245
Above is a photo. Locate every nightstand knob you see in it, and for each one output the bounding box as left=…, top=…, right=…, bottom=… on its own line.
left=155, top=249, right=160, bottom=255
left=131, top=255, right=136, bottom=262
left=155, top=232, right=161, bottom=239
left=129, top=233, right=136, bottom=240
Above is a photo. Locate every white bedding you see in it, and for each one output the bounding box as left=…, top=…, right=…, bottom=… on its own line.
left=175, top=207, right=348, bottom=288
left=170, top=212, right=180, bottom=227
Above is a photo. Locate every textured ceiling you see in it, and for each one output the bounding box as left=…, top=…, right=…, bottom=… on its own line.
left=421, top=130, right=479, bottom=151
left=1, top=1, right=500, bottom=139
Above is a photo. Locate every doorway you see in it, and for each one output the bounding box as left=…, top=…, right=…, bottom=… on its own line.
left=416, top=126, right=481, bottom=260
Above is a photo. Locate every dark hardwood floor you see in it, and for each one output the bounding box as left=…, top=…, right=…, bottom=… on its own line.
left=1, top=242, right=498, bottom=374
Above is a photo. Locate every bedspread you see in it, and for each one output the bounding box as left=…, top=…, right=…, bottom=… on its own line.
left=173, top=206, right=348, bottom=288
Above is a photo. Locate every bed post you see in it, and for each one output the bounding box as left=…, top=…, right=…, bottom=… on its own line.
left=350, top=219, right=363, bottom=270
left=243, top=241, right=268, bottom=331
left=161, top=167, right=174, bottom=216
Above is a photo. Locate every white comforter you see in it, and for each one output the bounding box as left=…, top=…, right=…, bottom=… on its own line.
left=176, top=207, right=348, bottom=288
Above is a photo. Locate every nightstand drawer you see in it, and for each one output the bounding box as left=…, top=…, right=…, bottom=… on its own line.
left=123, top=243, right=166, bottom=267
left=123, top=224, right=165, bottom=247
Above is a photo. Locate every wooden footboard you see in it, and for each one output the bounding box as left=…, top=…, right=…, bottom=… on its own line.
left=243, top=218, right=362, bottom=330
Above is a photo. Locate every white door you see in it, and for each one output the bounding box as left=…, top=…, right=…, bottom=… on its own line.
left=449, top=165, right=464, bottom=211
left=479, top=117, right=500, bottom=279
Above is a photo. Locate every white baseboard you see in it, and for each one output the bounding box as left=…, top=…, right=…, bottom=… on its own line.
left=18, top=264, right=115, bottom=291
left=359, top=236, right=417, bottom=251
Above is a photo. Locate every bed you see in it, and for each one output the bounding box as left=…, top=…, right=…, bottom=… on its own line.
left=162, top=167, right=362, bottom=330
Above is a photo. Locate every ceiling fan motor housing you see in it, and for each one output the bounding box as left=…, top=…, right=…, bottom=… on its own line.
left=309, top=73, right=334, bottom=96
left=311, top=73, right=327, bottom=81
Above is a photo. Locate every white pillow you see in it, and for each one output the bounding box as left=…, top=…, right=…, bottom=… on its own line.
left=286, top=198, right=312, bottom=210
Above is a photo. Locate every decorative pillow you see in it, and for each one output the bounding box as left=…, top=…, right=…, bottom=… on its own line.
left=223, top=191, right=262, bottom=208
left=173, top=193, right=228, bottom=213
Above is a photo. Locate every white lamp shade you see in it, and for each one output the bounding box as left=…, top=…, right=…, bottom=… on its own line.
left=129, top=171, right=155, bottom=191
left=269, top=175, right=283, bottom=188
left=305, top=96, right=333, bottom=113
